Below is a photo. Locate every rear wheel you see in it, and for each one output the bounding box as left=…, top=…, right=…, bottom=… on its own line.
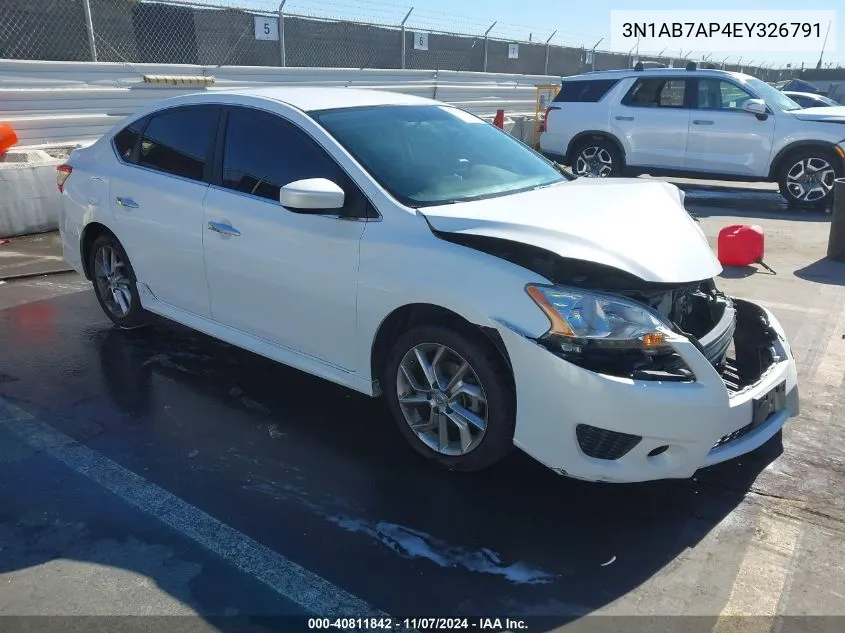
left=89, top=234, right=149, bottom=329
left=383, top=325, right=515, bottom=472
left=570, top=137, right=623, bottom=178
left=777, top=148, right=841, bottom=209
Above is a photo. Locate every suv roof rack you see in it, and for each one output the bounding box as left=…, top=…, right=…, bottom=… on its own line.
left=634, top=61, right=667, bottom=71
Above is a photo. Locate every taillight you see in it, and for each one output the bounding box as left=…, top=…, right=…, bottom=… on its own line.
left=541, top=107, right=552, bottom=132
left=57, top=164, right=72, bottom=193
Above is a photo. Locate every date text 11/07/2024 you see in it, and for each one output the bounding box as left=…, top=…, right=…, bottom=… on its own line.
left=307, top=618, right=529, bottom=630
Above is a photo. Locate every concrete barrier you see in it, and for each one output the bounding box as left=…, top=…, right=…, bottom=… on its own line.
left=0, top=150, right=63, bottom=238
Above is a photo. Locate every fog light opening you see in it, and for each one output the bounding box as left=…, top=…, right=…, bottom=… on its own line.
left=648, top=445, right=670, bottom=457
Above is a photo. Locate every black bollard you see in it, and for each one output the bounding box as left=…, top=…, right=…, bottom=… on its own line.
left=828, top=179, right=845, bottom=262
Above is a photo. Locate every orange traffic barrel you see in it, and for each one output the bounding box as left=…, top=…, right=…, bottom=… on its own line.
left=0, top=124, right=18, bottom=154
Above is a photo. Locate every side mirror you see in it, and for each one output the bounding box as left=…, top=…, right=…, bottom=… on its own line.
left=742, top=99, right=767, bottom=115
left=279, top=178, right=344, bottom=210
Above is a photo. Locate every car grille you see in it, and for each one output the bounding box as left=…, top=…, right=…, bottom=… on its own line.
left=576, top=424, right=642, bottom=460
left=718, top=357, right=742, bottom=394
left=712, top=422, right=753, bottom=449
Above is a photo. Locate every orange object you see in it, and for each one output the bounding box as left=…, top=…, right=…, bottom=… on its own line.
left=492, top=109, right=504, bottom=129
left=0, top=123, right=18, bottom=154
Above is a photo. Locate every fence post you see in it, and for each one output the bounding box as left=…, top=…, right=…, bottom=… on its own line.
left=483, top=21, right=496, bottom=72
left=543, top=30, right=556, bottom=75
left=278, top=0, right=287, bottom=67
left=590, top=38, right=603, bottom=72
left=400, top=8, right=413, bottom=70
left=82, top=0, right=97, bottom=62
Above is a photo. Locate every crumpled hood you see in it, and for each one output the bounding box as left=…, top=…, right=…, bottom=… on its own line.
left=420, top=178, right=722, bottom=284
left=791, top=106, right=845, bottom=122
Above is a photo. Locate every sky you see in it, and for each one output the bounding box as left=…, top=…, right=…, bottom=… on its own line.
left=267, top=0, right=843, bottom=68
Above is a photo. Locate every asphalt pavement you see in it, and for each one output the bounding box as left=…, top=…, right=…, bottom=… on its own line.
left=1, top=183, right=844, bottom=633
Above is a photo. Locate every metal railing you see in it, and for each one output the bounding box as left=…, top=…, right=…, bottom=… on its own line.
left=0, top=0, right=797, bottom=81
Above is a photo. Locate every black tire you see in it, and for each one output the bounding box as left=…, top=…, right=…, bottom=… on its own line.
left=383, top=324, right=516, bottom=472
left=570, top=137, right=623, bottom=178
left=777, top=147, right=842, bottom=209
left=88, top=233, right=149, bottom=329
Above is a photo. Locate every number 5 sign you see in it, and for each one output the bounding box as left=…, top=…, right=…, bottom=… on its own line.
left=413, top=32, right=429, bottom=51
left=254, top=16, right=279, bottom=41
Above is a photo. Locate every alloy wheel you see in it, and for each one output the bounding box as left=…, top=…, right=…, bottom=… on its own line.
left=94, top=245, right=132, bottom=317
left=396, top=343, right=488, bottom=456
left=785, top=157, right=835, bottom=203
left=575, top=146, right=613, bottom=177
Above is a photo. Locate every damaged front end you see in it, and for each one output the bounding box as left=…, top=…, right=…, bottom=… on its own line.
left=439, top=233, right=781, bottom=390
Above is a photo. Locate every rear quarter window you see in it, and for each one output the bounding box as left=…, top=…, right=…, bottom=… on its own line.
left=553, top=79, right=621, bottom=103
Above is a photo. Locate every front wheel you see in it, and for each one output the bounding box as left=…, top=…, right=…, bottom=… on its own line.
left=383, top=325, right=516, bottom=472
left=778, top=148, right=841, bottom=209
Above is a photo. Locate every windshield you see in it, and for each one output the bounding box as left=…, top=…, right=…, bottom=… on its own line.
left=743, top=77, right=802, bottom=111
left=817, top=95, right=840, bottom=107
left=310, top=105, right=564, bottom=207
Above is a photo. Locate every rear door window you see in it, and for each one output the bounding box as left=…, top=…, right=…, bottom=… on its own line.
left=137, top=106, right=220, bottom=182
left=622, top=78, right=688, bottom=108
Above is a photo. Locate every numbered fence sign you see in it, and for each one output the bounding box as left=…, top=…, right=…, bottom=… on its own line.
left=414, top=32, right=429, bottom=51
left=508, top=43, right=519, bottom=59
left=254, top=16, right=279, bottom=41
left=585, top=50, right=593, bottom=65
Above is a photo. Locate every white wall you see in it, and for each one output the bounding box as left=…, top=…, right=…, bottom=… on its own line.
left=0, top=60, right=557, bottom=147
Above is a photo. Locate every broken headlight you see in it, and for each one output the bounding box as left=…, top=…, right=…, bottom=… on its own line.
left=526, top=284, right=693, bottom=380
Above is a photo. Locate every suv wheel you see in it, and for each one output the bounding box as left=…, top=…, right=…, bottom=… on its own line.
left=571, top=138, right=622, bottom=178
left=383, top=325, right=515, bottom=472
left=778, top=148, right=841, bottom=209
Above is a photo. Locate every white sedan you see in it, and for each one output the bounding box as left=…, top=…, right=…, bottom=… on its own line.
left=57, top=87, right=799, bottom=483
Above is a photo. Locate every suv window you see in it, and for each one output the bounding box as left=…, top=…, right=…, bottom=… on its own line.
left=696, top=79, right=754, bottom=110
left=221, top=107, right=371, bottom=217
left=113, top=117, right=146, bottom=162
left=137, top=106, right=220, bottom=181
left=554, top=79, right=620, bottom=103
left=622, top=78, right=687, bottom=108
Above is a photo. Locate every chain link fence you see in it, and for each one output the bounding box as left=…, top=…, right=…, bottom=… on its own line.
left=0, top=0, right=795, bottom=81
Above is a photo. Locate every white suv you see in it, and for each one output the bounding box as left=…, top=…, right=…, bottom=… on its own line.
left=540, top=65, right=845, bottom=208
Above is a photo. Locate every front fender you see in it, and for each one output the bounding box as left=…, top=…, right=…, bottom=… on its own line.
left=355, top=227, right=552, bottom=382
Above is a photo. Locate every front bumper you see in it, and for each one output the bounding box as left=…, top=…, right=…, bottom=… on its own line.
left=498, top=299, right=798, bottom=483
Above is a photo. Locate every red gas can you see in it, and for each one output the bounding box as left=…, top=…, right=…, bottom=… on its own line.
left=717, top=224, right=765, bottom=267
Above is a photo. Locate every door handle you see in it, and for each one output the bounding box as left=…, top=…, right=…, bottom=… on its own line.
left=116, top=196, right=139, bottom=209
left=207, top=221, right=241, bottom=237
left=615, top=116, right=634, bottom=121
left=692, top=120, right=714, bottom=125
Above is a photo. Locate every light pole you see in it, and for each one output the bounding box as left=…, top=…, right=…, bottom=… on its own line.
left=590, top=37, right=603, bottom=71
left=278, top=0, right=287, bottom=67
left=400, top=7, right=413, bottom=69
left=483, top=21, right=497, bottom=72
left=544, top=30, right=557, bottom=75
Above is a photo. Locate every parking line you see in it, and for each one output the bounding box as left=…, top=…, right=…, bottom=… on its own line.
left=711, top=512, right=801, bottom=633
left=0, top=397, right=384, bottom=618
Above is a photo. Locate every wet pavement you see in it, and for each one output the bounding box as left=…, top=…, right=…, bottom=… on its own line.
left=0, top=231, right=72, bottom=281
left=1, top=184, right=844, bottom=632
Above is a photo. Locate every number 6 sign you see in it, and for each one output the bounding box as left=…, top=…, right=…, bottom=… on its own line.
left=413, top=32, right=429, bottom=51
left=254, top=16, right=279, bottom=41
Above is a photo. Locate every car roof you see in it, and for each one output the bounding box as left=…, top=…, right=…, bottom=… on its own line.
left=209, top=86, right=436, bottom=112
left=562, top=68, right=754, bottom=82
